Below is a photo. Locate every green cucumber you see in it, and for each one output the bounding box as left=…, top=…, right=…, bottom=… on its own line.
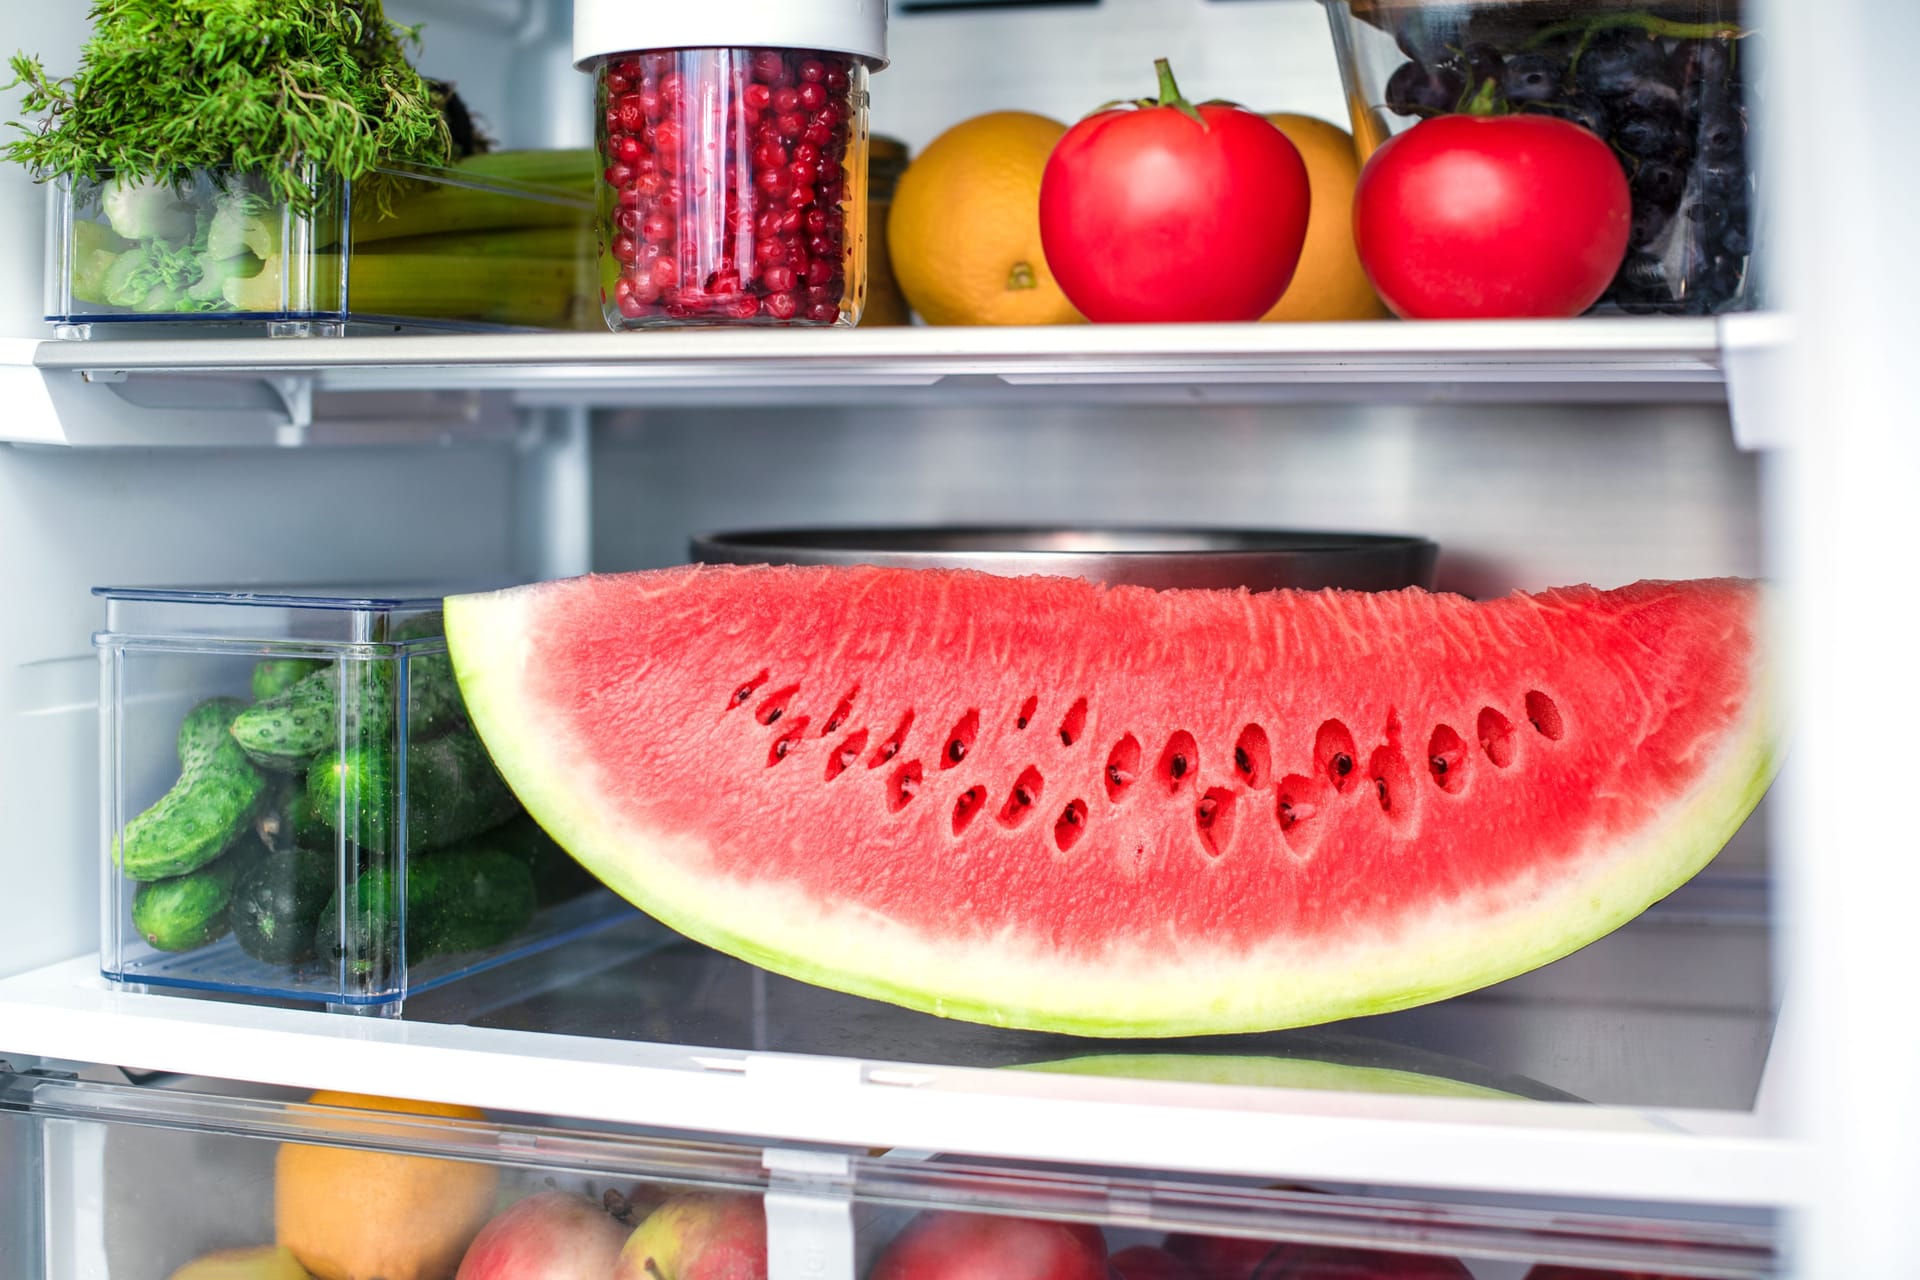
left=396, top=614, right=465, bottom=740
left=130, top=841, right=254, bottom=951
left=231, top=849, right=336, bottom=966
left=489, top=812, right=599, bottom=907
left=228, top=663, right=395, bottom=773
left=305, top=726, right=519, bottom=855
left=415, top=848, right=538, bottom=955
left=118, top=698, right=267, bottom=881
left=251, top=657, right=327, bottom=702
left=314, top=848, right=537, bottom=975
left=253, top=779, right=329, bottom=856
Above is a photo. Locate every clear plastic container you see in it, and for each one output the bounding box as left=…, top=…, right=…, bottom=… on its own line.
left=48, top=157, right=598, bottom=337
left=94, top=585, right=627, bottom=1013
left=1322, top=0, right=1757, bottom=315
left=575, top=0, right=887, bottom=329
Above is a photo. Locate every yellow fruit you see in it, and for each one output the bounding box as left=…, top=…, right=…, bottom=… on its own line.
left=1261, top=113, right=1389, bottom=323
left=169, top=1246, right=313, bottom=1280
left=888, top=111, right=1081, bottom=326
left=275, top=1091, right=497, bottom=1280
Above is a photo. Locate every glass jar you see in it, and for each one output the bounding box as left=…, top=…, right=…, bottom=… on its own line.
left=576, top=0, right=886, bottom=329
left=1322, top=0, right=1756, bottom=316
left=860, top=134, right=911, bottom=326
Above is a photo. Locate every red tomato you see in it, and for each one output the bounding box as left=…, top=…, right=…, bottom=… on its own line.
left=1352, top=114, right=1630, bottom=319
left=1039, top=59, right=1310, bottom=323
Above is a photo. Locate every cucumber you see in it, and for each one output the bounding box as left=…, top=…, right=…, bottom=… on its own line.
left=251, top=657, right=326, bottom=702
left=305, top=726, right=519, bottom=855
left=118, top=698, right=268, bottom=881
left=489, top=812, right=599, bottom=907
left=253, top=779, right=329, bottom=856
left=416, top=848, right=538, bottom=955
left=396, top=614, right=465, bottom=740
left=231, top=849, right=336, bottom=966
left=228, top=663, right=395, bottom=773
left=314, top=848, right=537, bottom=975
left=130, top=841, right=254, bottom=951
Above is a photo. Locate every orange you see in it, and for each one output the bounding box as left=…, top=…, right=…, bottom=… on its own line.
left=1261, top=113, right=1390, bottom=322
left=169, top=1247, right=313, bottom=1280
left=887, top=111, right=1082, bottom=326
left=275, top=1091, right=497, bottom=1280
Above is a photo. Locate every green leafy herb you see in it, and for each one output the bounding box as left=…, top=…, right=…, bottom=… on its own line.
left=6, top=0, right=451, bottom=213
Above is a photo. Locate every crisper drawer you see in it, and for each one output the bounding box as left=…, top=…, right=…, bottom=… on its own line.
left=0, top=1068, right=1776, bottom=1279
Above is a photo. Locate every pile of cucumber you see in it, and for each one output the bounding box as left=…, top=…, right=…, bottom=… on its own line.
left=116, top=625, right=597, bottom=989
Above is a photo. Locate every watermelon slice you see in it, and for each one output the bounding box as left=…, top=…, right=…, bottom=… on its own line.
left=446, top=568, right=1774, bottom=1037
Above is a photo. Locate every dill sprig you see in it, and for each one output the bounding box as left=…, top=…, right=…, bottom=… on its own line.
left=5, top=0, right=451, bottom=213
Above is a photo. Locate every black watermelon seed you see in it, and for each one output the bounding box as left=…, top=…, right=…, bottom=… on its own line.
left=764, top=707, right=782, bottom=724
left=1235, top=747, right=1251, bottom=774
left=948, top=739, right=965, bottom=763
left=1170, top=754, right=1188, bottom=780
left=1431, top=756, right=1448, bottom=775
left=1333, top=753, right=1353, bottom=777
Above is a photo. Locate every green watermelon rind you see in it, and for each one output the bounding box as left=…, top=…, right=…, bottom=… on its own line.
left=446, top=586, right=1777, bottom=1039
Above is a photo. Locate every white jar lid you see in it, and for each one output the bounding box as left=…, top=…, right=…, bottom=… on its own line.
left=574, top=0, right=888, bottom=69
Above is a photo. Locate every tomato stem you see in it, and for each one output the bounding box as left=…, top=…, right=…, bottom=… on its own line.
left=1145, top=57, right=1208, bottom=129
left=1460, top=77, right=1503, bottom=117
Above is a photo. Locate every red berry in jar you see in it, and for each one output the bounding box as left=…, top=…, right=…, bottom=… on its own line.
left=594, top=46, right=867, bottom=327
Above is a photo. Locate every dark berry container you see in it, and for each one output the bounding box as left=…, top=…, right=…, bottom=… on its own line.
left=576, top=0, right=887, bottom=329
left=1323, top=0, right=1757, bottom=315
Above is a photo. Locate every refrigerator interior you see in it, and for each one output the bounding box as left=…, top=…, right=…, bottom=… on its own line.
left=9, top=0, right=1915, bottom=1271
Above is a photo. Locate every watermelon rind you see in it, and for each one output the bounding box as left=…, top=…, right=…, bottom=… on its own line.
left=446, top=585, right=1775, bottom=1039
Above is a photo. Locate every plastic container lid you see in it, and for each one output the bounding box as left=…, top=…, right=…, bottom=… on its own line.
left=574, top=0, right=888, bottom=68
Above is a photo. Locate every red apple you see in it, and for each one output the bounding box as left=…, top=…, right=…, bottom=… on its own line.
left=456, top=1190, right=630, bottom=1280
left=1259, top=1243, right=1472, bottom=1278
left=614, top=1193, right=767, bottom=1280
left=1110, top=1243, right=1199, bottom=1280
left=872, top=1211, right=1108, bottom=1280
left=1164, top=1234, right=1282, bottom=1280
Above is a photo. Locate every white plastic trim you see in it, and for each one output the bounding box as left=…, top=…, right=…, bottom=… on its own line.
left=573, top=0, right=887, bottom=68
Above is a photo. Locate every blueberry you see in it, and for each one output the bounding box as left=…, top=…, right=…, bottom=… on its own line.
left=1695, top=88, right=1745, bottom=160
left=1682, top=199, right=1731, bottom=239
left=1576, top=29, right=1664, bottom=99
left=1722, top=223, right=1753, bottom=257
left=1385, top=60, right=1465, bottom=116
left=1629, top=202, right=1675, bottom=250
left=1502, top=53, right=1564, bottom=105
left=1632, top=160, right=1689, bottom=210
left=1697, top=158, right=1750, bottom=205
left=1555, top=93, right=1612, bottom=139
left=1616, top=111, right=1685, bottom=160
left=1616, top=75, right=1686, bottom=121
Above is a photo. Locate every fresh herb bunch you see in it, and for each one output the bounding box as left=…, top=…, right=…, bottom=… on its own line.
left=5, top=0, right=451, bottom=213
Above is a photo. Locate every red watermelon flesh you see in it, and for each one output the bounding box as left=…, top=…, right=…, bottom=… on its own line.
left=446, top=567, right=1774, bottom=1037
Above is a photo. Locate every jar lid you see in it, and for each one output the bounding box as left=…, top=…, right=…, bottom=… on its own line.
left=575, top=0, right=888, bottom=69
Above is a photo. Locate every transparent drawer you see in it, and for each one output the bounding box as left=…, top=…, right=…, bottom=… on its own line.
left=94, top=585, right=631, bottom=1011
left=47, top=155, right=598, bottom=337
left=0, top=1069, right=1778, bottom=1278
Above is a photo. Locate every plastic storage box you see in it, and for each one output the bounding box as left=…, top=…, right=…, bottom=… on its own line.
left=577, top=0, right=887, bottom=328
left=48, top=158, right=598, bottom=337
left=1322, top=0, right=1756, bottom=314
left=95, top=585, right=626, bottom=1012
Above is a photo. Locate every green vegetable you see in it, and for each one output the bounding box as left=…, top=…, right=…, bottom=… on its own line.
left=69, top=219, right=131, bottom=302
left=119, top=697, right=267, bottom=881
left=489, top=812, right=599, bottom=907
left=306, top=726, right=518, bottom=854
left=207, top=187, right=282, bottom=261
left=349, top=150, right=595, bottom=243
left=315, top=847, right=536, bottom=976
left=5, top=0, right=450, bottom=216
left=229, top=663, right=394, bottom=773
left=231, top=848, right=335, bottom=965
left=251, top=657, right=327, bottom=703
left=253, top=777, right=329, bottom=855
left=101, top=177, right=194, bottom=244
left=130, top=838, right=258, bottom=951
left=356, top=226, right=589, bottom=261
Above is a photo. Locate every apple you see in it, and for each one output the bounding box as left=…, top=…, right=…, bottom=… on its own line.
left=871, top=1211, right=1108, bottom=1280
left=1110, top=1243, right=1198, bottom=1280
left=456, top=1191, right=630, bottom=1280
left=1164, top=1234, right=1281, bottom=1279
left=1257, top=1244, right=1472, bottom=1278
left=614, top=1193, right=768, bottom=1280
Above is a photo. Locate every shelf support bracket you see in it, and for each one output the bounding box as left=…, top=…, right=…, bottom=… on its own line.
left=763, top=1146, right=856, bottom=1280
